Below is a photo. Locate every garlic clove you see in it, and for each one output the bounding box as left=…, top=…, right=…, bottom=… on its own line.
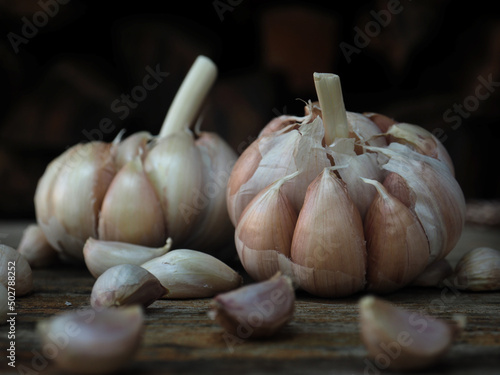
left=209, top=273, right=295, bottom=338
left=346, top=111, right=388, bottom=149
left=37, top=305, right=144, bottom=374
left=91, top=264, right=166, bottom=309
left=412, top=259, right=453, bottom=288
left=112, top=131, right=152, bottom=169
left=363, top=112, right=397, bottom=133
left=83, top=237, right=172, bottom=278
left=370, top=143, right=465, bottom=263
left=386, top=123, right=455, bottom=175
left=361, top=178, right=430, bottom=292
left=141, top=249, right=243, bottom=299
left=144, top=129, right=203, bottom=245
left=235, top=172, right=299, bottom=281
left=290, top=168, right=366, bottom=296
left=359, top=295, right=458, bottom=371
left=35, top=142, right=116, bottom=260
left=0, top=244, right=33, bottom=296
left=184, top=131, right=238, bottom=252
left=452, top=247, right=500, bottom=291
left=17, top=224, right=59, bottom=268
left=98, top=156, right=166, bottom=247
left=258, top=115, right=303, bottom=137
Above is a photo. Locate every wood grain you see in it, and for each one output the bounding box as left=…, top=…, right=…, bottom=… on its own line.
left=1, top=222, right=499, bottom=374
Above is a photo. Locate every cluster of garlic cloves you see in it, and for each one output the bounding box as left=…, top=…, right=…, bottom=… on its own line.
left=227, top=73, right=466, bottom=297
left=34, top=56, right=237, bottom=262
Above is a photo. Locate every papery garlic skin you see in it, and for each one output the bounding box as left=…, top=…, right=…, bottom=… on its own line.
left=412, top=259, right=453, bottom=288
left=0, top=245, right=33, bottom=296
left=209, top=273, right=295, bottom=338
left=228, top=73, right=465, bottom=298
left=83, top=238, right=172, bottom=278
left=37, top=305, right=144, bottom=374
left=141, top=249, right=243, bottom=299
left=91, top=264, right=166, bottom=309
left=17, top=224, right=59, bottom=268
left=453, top=247, right=500, bottom=291
left=34, top=56, right=236, bottom=262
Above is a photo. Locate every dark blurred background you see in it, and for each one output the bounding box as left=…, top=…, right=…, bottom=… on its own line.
left=0, top=0, right=499, bottom=224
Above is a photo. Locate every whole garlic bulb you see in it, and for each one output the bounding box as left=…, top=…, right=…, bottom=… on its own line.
left=35, top=56, right=237, bottom=262
left=227, top=73, right=466, bottom=297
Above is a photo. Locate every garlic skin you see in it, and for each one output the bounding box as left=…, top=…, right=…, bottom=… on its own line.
left=37, top=305, right=144, bottom=374
left=0, top=283, right=7, bottom=324
left=453, top=247, right=500, bottom=291
left=141, top=249, right=243, bottom=299
left=209, top=273, right=295, bottom=338
left=83, top=237, right=172, bottom=278
left=35, top=56, right=236, bottom=261
left=90, top=264, right=167, bottom=309
left=359, top=296, right=457, bottom=371
left=17, top=224, right=59, bottom=268
left=227, top=72, right=465, bottom=297
left=0, top=245, right=33, bottom=296
left=412, top=259, right=453, bottom=288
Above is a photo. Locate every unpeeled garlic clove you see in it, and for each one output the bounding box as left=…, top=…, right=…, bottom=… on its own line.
left=452, top=247, right=500, bottom=291
left=0, top=244, right=33, bottom=296
left=112, top=131, right=152, bottom=169
left=91, top=264, right=167, bottom=309
left=290, top=168, right=366, bottom=297
left=361, top=178, right=429, bottom=293
left=359, top=295, right=458, bottom=371
left=412, top=259, right=453, bottom=288
left=98, top=156, right=166, bottom=247
left=83, top=237, right=172, bottom=278
left=141, top=249, right=242, bottom=299
left=37, top=305, right=144, bottom=374
left=17, top=224, right=59, bottom=268
left=209, top=273, right=295, bottom=339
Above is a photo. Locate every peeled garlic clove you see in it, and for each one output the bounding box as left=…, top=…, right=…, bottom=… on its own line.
left=209, top=273, right=295, bottom=338
left=37, top=305, right=144, bottom=374
left=98, top=156, right=166, bottom=247
left=144, top=129, right=203, bottom=245
left=291, top=168, right=366, bottom=297
left=184, top=131, right=238, bottom=251
left=453, top=247, right=500, bottom=291
left=0, top=244, right=33, bottom=296
left=35, top=142, right=116, bottom=260
left=141, top=249, right=242, bottom=299
left=83, top=237, right=172, bottom=278
left=91, top=264, right=166, bottom=309
left=387, top=123, right=455, bottom=175
left=0, top=284, right=7, bottom=323
left=361, top=178, right=429, bottom=292
left=359, top=295, right=457, bottom=371
left=412, top=259, right=453, bottom=288
left=17, top=224, right=59, bottom=268
left=235, top=173, right=298, bottom=281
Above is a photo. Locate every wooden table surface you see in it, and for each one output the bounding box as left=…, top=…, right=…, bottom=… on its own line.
left=1, top=221, right=500, bottom=375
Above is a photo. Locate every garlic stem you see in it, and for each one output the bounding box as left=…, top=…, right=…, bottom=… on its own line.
left=159, top=56, right=217, bottom=138
left=313, top=73, right=349, bottom=145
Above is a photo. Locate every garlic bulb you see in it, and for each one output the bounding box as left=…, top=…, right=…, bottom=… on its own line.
left=37, top=305, right=143, bottom=374
left=0, top=244, right=33, bottom=296
left=34, top=56, right=237, bottom=262
left=0, top=283, right=7, bottom=324
left=227, top=73, right=465, bottom=297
